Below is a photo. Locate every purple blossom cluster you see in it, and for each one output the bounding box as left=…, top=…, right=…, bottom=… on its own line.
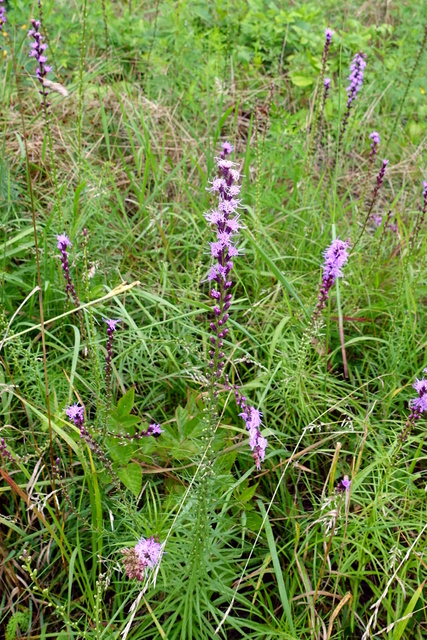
left=121, top=535, right=162, bottom=581
left=66, top=403, right=85, bottom=435
left=322, top=29, right=333, bottom=68
left=239, top=405, right=267, bottom=471
left=346, top=52, right=366, bottom=102
left=206, top=144, right=268, bottom=469
left=337, top=475, right=351, bottom=492
left=205, top=142, right=242, bottom=385
left=315, top=239, right=350, bottom=315
left=57, top=234, right=80, bottom=307
left=28, top=19, right=51, bottom=106
left=339, top=52, right=367, bottom=147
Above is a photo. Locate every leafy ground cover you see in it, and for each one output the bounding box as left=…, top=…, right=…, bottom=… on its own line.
left=1, top=0, right=427, bottom=638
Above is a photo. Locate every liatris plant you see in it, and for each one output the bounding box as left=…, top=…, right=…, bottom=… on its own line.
left=338, top=51, right=367, bottom=149
left=317, top=77, right=331, bottom=149
left=28, top=19, right=52, bottom=110
left=355, top=159, right=389, bottom=246
left=307, top=29, right=333, bottom=166
left=400, top=370, right=427, bottom=441
left=57, top=234, right=80, bottom=308
left=103, top=318, right=120, bottom=399
left=121, top=536, right=162, bottom=581
left=314, top=239, right=350, bottom=320
left=205, top=142, right=267, bottom=468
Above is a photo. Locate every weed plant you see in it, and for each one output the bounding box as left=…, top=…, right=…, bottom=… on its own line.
left=1, top=1, right=427, bottom=639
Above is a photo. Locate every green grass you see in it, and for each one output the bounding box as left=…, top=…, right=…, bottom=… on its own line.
left=1, top=0, right=427, bottom=638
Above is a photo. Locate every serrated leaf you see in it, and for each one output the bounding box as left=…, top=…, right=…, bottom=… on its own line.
left=118, top=463, right=142, bottom=498
left=106, top=436, right=137, bottom=465
left=117, top=387, right=135, bottom=417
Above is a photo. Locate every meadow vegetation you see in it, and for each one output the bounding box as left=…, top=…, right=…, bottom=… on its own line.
left=1, top=0, right=427, bottom=638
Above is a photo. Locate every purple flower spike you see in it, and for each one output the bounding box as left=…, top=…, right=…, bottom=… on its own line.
left=27, top=18, right=51, bottom=108
left=324, top=28, right=333, bottom=42
left=121, top=535, right=162, bottom=581
left=339, top=51, right=367, bottom=148
left=315, top=239, right=350, bottom=315
left=66, top=403, right=85, bottom=437
left=103, top=318, right=120, bottom=397
left=401, top=369, right=427, bottom=441
left=205, top=142, right=242, bottom=383
left=57, top=233, right=80, bottom=308
left=369, top=131, right=380, bottom=146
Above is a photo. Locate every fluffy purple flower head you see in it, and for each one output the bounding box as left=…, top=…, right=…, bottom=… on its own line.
left=411, top=371, right=427, bottom=413
left=102, top=318, right=120, bottom=332
left=66, top=403, right=84, bottom=426
left=134, top=535, right=162, bottom=569
left=346, top=52, right=366, bottom=101
left=221, top=141, right=234, bottom=155
left=369, top=131, right=380, bottom=145
left=147, top=423, right=164, bottom=437
left=239, top=406, right=267, bottom=470
left=372, top=215, right=383, bottom=227
left=341, top=475, right=351, bottom=491
left=121, top=536, right=162, bottom=581
left=322, top=239, right=350, bottom=283
left=324, top=28, right=333, bottom=42
left=324, top=77, right=331, bottom=88
left=423, top=181, right=427, bottom=199
left=57, top=233, right=72, bottom=250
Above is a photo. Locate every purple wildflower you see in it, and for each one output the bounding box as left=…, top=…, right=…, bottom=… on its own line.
left=369, top=131, right=380, bottom=165
left=316, top=239, right=350, bottom=315
left=372, top=215, right=383, bottom=227
left=321, top=29, right=333, bottom=77
left=121, top=535, right=162, bottom=581
left=57, top=233, right=80, bottom=308
left=147, top=423, right=164, bottom=437
left=338, top=475, right=351, bottom=492
left=206, top=147, right=268, bottom=468
left=66, top=403, right=85, bottom=437
left=27, top=19, right=51, bottom=108
left=401, top=370, right=427, bottom=441
left=205, top=143, right=241, bottom=384
left=339, top=52, right=367, bottom=148
left=103, top=318, right=120, bottom=397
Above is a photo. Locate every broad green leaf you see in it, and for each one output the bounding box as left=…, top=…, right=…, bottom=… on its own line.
left=117, top=387, right=135, bottom=417
left=118, top=463, right=143, bottom=498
